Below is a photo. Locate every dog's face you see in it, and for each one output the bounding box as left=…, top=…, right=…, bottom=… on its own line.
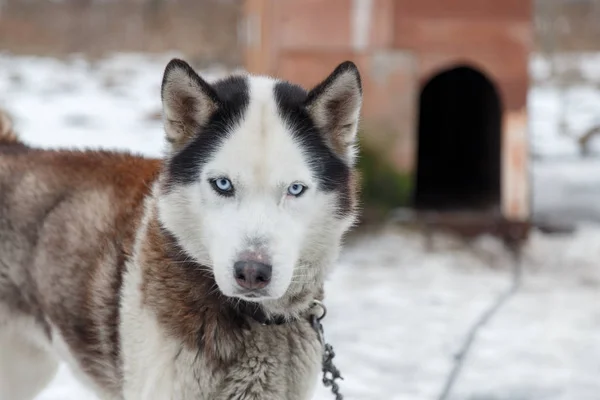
left=157, top=60, right=362, bottom=302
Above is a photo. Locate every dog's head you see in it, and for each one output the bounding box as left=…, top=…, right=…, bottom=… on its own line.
left=157, top=59, right=362, bottom=306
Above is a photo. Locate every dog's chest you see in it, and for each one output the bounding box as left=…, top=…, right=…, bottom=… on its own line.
left=174, top=323, right=322, bottom=399
left=120, top=292, right=322, bottom=399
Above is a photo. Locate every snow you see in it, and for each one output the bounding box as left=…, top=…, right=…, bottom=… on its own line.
left=0, top=52, right=599, bottom=400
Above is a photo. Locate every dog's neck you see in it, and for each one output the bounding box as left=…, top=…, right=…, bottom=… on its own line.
left=134, top=211, right=323, bottom=361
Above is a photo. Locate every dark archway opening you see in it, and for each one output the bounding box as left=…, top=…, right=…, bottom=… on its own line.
left=414, top=66, right=502, bottom=212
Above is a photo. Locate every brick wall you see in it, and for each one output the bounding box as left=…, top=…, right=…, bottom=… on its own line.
left=243, top=0, right=533, bottom=220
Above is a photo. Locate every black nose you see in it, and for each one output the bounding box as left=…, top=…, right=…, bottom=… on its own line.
left=234, top=261, right=272, bottom=290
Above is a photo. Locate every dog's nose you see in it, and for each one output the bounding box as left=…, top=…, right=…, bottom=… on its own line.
left=234, top=261, right=272, bottom=290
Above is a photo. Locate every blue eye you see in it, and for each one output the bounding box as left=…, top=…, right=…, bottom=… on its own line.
left=210, top=178, right=234, bottom=196
left=287, top=183, right=307, bottom=197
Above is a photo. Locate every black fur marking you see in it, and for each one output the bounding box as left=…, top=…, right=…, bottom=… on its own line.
left=273, top=81, right=352, bottom=217
left=166, top=75, right=250, bottom=186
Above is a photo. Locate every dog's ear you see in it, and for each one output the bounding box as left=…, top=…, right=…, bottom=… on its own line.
left=161, top=59, right=218, bottom=150
left=305, top=61, right=362, bottom=165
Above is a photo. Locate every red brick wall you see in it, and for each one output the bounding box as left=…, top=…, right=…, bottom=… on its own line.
left=393, top=0, right=532, bottom=111
left=245, top=0, right=531, bottom=109
left=392, top=0, right=531, bottom=21
left=243, top=0, right=533, bottom=220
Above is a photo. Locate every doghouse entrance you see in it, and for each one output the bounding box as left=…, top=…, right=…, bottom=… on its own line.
left=414, top=66, right=502, bottom=211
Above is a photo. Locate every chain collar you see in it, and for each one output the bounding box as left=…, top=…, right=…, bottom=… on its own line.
left=310, top=300, right=344, bottom=400
left=243, top=299, right=345, bottom=400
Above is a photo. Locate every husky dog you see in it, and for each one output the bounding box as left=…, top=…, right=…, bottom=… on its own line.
left=0, top=59, right=362, bottom=400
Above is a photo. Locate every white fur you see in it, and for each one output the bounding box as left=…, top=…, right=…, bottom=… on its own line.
left=0, top=312, right=58, bottom=400
left=121, top=189, right=183, bottom=399
left=120, top=266, right=181, bottom=400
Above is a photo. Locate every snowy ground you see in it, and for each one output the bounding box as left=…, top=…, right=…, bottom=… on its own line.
left=1, top=53, right=600, bottom=400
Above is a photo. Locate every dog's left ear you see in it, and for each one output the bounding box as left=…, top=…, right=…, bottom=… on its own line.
left=305, top=61, right=362, bottom=165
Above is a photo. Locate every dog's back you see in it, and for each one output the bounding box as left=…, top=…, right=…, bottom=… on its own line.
left=0, top=110, right=161, bottom=399
left=0, top=111, right=27, bottom=154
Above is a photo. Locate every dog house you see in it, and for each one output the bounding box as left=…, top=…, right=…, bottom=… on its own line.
left=242, top=0, right=532, bottom=225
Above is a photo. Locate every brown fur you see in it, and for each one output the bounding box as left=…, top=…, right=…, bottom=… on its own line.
left=139, top=214, right=249, bottom=367
left=0, top=110, right=27, bottom=157
left=0, top=144, right=161, bottom=394
left=0, top=110, right=18, bottom=145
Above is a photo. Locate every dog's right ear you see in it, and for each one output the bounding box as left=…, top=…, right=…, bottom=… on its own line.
left=161, top=59, right=219, bottom=150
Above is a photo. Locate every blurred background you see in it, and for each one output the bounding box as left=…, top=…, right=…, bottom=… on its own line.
left=1, top=0, right=600, bottom=399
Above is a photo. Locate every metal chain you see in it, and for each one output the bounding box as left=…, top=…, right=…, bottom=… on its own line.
left=310, top=301, right=344, bottom=400
left=321, top=341, right=343, bottom=400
